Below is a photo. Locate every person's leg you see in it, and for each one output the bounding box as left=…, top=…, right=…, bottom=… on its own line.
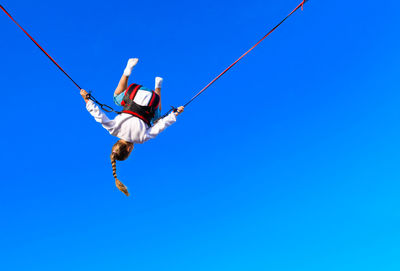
left=114, top=58, right=138, bottom=96
left=114, top=75, right=129, bottom=96
left=155, top=77, right=163, bottom=111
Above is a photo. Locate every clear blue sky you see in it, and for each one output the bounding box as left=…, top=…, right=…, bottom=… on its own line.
left=1, top=0, right=400, bottom=270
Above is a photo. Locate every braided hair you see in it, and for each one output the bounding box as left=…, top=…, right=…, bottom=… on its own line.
left=110, top=139, right=134, bottom=196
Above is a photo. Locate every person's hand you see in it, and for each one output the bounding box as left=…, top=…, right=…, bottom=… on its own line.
left=80, top=89, right=89, bottom=103
left=174, top=106, right=184, bottom=116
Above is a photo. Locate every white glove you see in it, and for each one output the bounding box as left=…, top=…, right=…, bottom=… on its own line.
left=123, top=58, right=139, bottom=76
left=155, top=76, right=163, bottom=89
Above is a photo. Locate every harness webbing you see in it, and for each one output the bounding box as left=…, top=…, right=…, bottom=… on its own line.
left=183, top=0, right=308, bottom=108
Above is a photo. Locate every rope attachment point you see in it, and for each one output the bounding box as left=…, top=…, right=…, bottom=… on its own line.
left=86, top=91, right=120, bottom=113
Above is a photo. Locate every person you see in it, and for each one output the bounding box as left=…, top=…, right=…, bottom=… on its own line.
left=80, top=58, right=184, bottom=196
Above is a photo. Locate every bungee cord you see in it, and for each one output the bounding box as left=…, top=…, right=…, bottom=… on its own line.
left=0, top=4, right=119, bottom=113
left=0, top=0, right=308, bottom=116
left=183, top=0, right=308, bottom=108
left=0, top=4, right=82, bottom=90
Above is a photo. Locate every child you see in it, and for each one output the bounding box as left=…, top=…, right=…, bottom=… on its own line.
left=80, top=58, right=184, bottom=196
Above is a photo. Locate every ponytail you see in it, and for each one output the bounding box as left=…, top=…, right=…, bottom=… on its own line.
left=110, top=140, right=133, bottom=196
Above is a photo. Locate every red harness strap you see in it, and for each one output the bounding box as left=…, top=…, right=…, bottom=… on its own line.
left=121, top=84, right=142, bottom=106
left=121, top=110, right=151, bottom=125
left=148, top=91, right=159, bottom=108
left=129, top=84, right=141, bottom=100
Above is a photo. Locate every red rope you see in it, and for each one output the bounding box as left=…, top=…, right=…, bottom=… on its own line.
left=1, top=1, right=309, bottom=113
left=0, top=4, right=82, bottom=90
left=184, top=0, right=308, bottom=107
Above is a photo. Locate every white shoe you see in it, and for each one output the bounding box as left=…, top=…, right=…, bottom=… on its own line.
left=155, top=76, right=163, bottom=89
left=123, top=58, right=139, bottom=76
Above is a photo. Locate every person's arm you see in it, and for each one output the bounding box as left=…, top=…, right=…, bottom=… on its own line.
left=143, top=106, right=184, bottom=142
left=114, top=58, right=139, bottom=96
left=81, top=89, right=116, bottom=130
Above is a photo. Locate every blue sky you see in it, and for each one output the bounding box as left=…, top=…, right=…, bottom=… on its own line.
left=1, top=0, right=400, bottom=270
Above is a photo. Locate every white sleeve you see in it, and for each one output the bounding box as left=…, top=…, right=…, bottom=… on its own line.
left=143, top=112, right=177, bottom=142
left=86, top=100, right=116, bottom=131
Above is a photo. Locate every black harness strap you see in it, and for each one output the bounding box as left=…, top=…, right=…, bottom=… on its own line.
left=86, top=92, right=120, bottom=114
left=121, top=84, right=161, bottom=126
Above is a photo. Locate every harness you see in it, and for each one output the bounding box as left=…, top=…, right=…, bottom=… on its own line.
left=121, top=83, right=160, bottom=126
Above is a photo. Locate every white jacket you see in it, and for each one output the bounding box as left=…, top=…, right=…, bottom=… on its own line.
left=86, top=100, right=177, bottom=143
